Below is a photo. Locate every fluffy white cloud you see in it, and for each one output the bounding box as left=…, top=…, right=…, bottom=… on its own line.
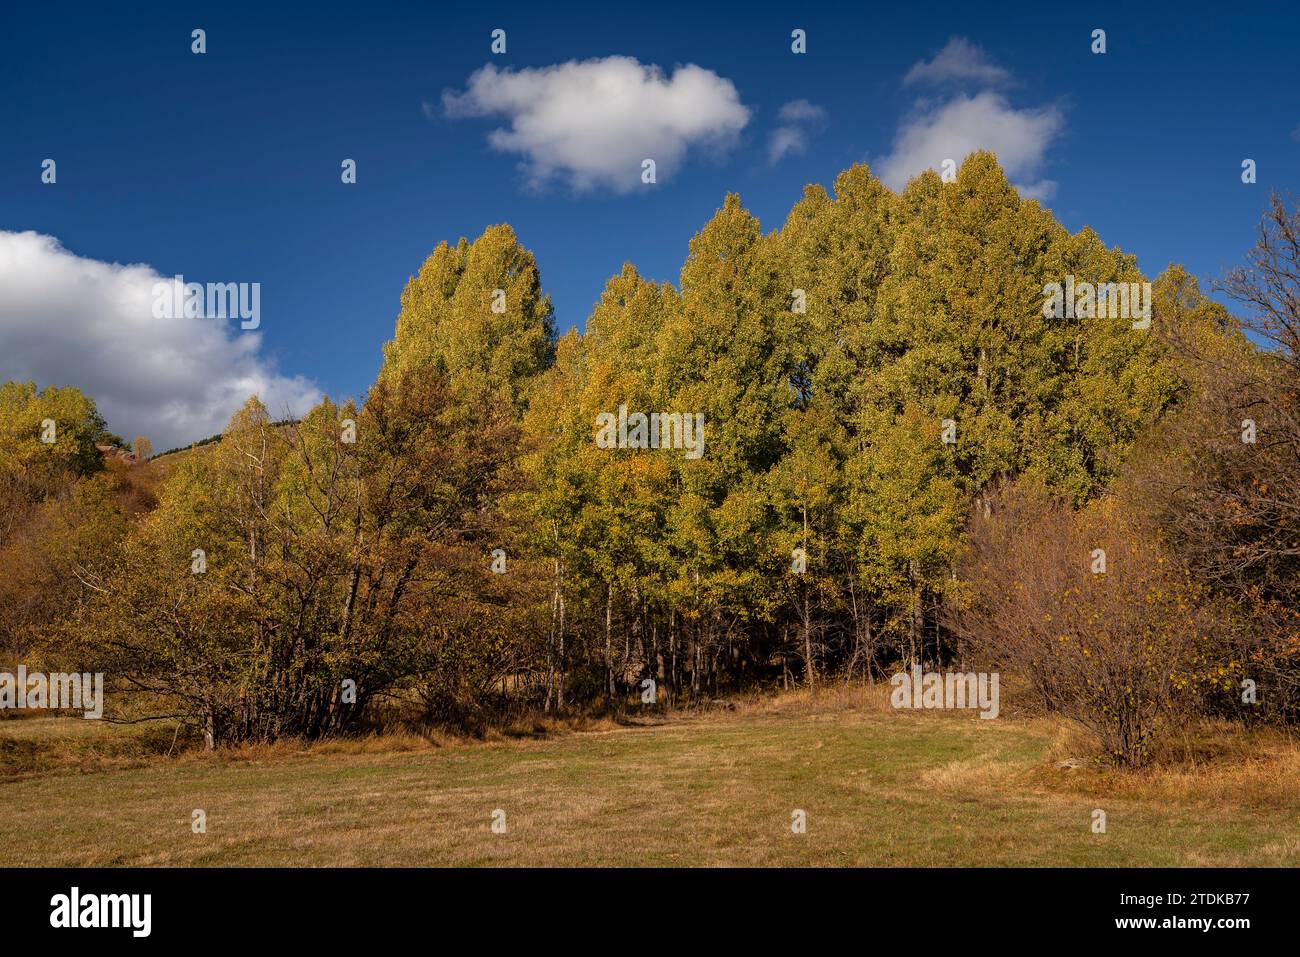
left=0, top=230, right=321, bottom=451
left=768, top=99, right=827, bottom=163
left=443, top=56, right=751, bottom=192
left=875, top=92, right=1063, bottom=196
left=883, top=38, right=1062, bottom=199
left=903, top=37, right=1010, bottom=88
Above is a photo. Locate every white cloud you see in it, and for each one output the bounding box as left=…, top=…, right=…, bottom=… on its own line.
left=768, top=99, right=827, bottom=164
left=0, top=231, right=321, bottom=451
left=903, top=37, right=1010, bottom=88
left=777, top=100, right=826, bottom=124
left=443, top=56, right=751, bottom=193
left=884, top=37, right=1062, bottom=199
left=1016, top=178, right=1058, bottom=202
left=768, top=127, right=808, bottom=164
left=874, top=92, right=1064, bottom=196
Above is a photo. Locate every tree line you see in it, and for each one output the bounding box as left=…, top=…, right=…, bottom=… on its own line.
left=3, top=153, right=1297, bottom=765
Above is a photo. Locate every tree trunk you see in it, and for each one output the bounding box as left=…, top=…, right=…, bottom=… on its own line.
left=203, top=696, right=216, bottom=751
left=801, top=505, right=814, bottom=688
left=604, top=584, right=615, bottom=702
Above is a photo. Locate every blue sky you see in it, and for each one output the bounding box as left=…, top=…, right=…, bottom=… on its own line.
left=1, top=0, right=1297, bottom=448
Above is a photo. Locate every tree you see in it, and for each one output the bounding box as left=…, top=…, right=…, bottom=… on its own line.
left=0, top=473, right=128, bottom=661
left=0, top=381, right=108, bottom=544
left=774, top=165, right=896, bottom=679
left=837, top=153, right=1177, bottom=667
left=658, top=194, right=791, bottom=695
left=946, top=481, right=1231, bottom=767
left=1125, top=202, right=1300, bottom=719
left=380, top=224, right=555, bottom=411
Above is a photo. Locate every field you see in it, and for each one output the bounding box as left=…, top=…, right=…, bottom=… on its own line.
left=2, top=686, right=1297, bottom=867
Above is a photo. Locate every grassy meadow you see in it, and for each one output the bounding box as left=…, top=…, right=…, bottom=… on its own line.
left=2, top=685, right=1296, bottom=867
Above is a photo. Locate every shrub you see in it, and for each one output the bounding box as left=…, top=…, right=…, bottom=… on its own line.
left=945, top=482, right=1236, bottom=767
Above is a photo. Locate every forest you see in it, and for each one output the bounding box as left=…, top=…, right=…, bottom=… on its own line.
left=3, top=152, right=1297, bottom=768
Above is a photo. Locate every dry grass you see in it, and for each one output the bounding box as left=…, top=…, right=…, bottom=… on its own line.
left=1, top=684, right=1296, bottom=867
left=1031, top=717, right=1300, bottom=809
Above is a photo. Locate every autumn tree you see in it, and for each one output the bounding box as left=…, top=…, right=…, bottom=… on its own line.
left=1127, top=201, right=1300, bottom=718
left=380, top=224, right=555, bottom=411
left=946, top=481, right=1233, bottom=767
left=0, top=381, right=109, bottom=543
left=655, top=194, right=792, bottom=696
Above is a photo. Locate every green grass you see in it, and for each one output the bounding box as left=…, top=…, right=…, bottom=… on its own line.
left=2, top=689, right=1296, bottom=866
